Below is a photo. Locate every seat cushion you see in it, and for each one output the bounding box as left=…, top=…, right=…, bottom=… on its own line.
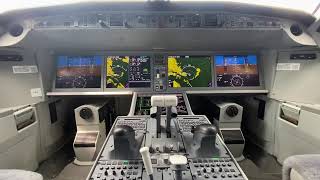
left=283, top=155, right=320, bottom=180
left=0, top=169, right=43, bottom=180
left=290, top=168, right=305, bottom=180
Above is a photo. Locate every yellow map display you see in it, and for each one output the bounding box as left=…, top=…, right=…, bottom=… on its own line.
left=168, top=56, right=212, bottom=88
left=106, top=56, right=129, bottom=88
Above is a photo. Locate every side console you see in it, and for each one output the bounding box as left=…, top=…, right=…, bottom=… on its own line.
left=87, top=96, right=247, bottom=180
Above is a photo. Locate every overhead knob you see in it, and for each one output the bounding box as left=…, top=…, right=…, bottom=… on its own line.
left=79, top=107, right=93, bottom=120
left=226, top=105, right=238, bottom=117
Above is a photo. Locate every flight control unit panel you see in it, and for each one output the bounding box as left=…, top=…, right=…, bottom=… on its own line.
left=53, top=54, right=263, bottom=93
left=87, top=95, right=247, bottom=180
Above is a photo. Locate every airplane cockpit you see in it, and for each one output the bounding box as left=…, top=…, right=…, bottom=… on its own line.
left=1, top=1, right=320, bottom=180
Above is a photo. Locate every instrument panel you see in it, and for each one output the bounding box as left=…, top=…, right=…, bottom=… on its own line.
left=53, top=53, right=263, bottom=92
left=34, top=11, right=281, bottom=30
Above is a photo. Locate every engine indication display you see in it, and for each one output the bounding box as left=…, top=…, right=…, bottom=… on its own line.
left=215, top=55, right=260, bottom=87
left=106, top=56, right=151, bottom=88
left=168, top=56, right=212, bottom=88
left=55, top=56, right=102, bottom=88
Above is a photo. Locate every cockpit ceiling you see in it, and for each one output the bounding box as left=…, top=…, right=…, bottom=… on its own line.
left=0, top=1, right=316, bottom=26
left=0, top=0, right=319, bottom=15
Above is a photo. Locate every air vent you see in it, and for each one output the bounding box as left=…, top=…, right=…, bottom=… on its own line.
left=290, top=53, right=316, bottom=60
left=0, top=54, right=23, bottom=61
left=290, top=24, right=303, bottom=36
left=204, top=14, right=218, bottom=27
left=9, top=24, right=24, bottom=37
left=110, top=14, right=124, bottom=27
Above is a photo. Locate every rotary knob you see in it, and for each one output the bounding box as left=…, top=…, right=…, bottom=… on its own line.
left=226, top=105, right=238, bottom=117
left=79, top=107, right=93, bottom=120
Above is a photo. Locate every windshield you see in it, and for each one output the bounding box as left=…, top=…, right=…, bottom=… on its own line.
left=1, top=0, right=319, bottom=17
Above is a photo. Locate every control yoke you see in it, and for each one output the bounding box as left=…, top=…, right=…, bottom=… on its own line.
left=150, top=95, right=178, bottom=137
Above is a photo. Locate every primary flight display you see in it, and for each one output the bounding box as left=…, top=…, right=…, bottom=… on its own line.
left=215, top=55, right=260, bottom=87
left=106, top=56, right=151, bottom=88
left=55, top=56, right=102, bottom=88
left=168, top=56, right=212, bottom=88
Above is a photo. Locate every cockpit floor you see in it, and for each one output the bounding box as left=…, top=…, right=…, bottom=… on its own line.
left=36, top=139, right=282, bottom=180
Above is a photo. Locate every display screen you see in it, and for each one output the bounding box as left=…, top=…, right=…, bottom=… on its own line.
left=55, top=56, right=102, bottom=88
left=168, top=56, right=212, bottom=88
left=106, top=56, right=151, bottom=88
left=215, top=55, right=260, bottom=87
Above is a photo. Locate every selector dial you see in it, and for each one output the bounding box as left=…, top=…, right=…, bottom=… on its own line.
left=226, top=105, right=239, bottom=117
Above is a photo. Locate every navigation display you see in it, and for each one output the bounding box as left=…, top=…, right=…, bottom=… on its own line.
left=215, top=55, right=260, bottom=87
left=168, top=56, right=212, bottom=88
left=55, top=56, right=102, bottom=88
left=106, top=56, right=151, bottom=88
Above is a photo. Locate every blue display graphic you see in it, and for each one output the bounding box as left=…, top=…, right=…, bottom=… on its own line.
left=215, top=55, right=260, bottom=87
left=55, top=56, right=102, bottom=88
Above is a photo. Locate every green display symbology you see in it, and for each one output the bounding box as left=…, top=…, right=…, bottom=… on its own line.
left=168, top=56, right=212, bottom=88
left=106, top=56, right=129, bottom=88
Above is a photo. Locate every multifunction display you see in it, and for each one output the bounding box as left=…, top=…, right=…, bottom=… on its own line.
left=168, top=56, right=212, bottom=88
left=215, top=55, right=260, bottom=87
left=106, top=56, right=151, bottom=88
left=55, top=56, right=102, bottom=88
